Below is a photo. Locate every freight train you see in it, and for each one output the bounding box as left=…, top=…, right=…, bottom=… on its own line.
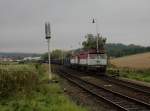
left=70, top=48, right=107, bottom=72
left=50, top=48, right=107, bottom=73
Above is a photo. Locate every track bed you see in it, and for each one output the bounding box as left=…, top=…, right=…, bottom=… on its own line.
left=58, top=67, right=150, bottom=111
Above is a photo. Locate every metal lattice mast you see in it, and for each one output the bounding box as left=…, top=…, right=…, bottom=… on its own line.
left=45, top=22, right=52, bottom=79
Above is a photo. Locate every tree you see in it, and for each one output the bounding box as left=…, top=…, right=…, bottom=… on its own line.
left=82, top=34, right=106, bottom=49
left=41, top=49, right=71, bottom=61
left=51, top=49, right=63, bottom=59
left=41, top=53, right=48, bottom=61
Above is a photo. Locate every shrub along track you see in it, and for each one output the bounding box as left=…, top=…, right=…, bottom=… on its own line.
left=63, top=66, right=150, bottom=105
left=58, top=66, right=150, bottom=111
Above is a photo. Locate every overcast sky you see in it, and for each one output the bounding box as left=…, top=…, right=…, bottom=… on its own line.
left=0, top=0, right=150, bottom=53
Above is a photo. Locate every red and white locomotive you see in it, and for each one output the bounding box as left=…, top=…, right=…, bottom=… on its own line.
left=70, top=48, right=107, bottom=72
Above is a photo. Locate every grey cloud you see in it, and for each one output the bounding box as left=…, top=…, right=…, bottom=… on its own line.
left=0, top=0, right=150, bottom=53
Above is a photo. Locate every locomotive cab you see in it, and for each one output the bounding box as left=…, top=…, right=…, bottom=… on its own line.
left=87, top=53, right=107, bottom=72
left=70, top=49, right=107, bottom=73
left=88, top=53, right=107, bottom=65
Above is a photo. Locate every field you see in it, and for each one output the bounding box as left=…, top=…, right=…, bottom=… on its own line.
left=110, top=52, right=150, bottom=69
left=0, top=63, right=88, bottom=111
left=109, top=52, right=150, bottom=83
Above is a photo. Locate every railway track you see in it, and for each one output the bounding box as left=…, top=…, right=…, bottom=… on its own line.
left=102, top=75, right=150, bottom=95
left=58, top=68, right=150, bottom=111
left=63, top=66, right=150, bottom=104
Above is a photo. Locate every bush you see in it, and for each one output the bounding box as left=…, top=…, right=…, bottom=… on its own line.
left=0, top=83, right=88, bottom=111
left=0, top=64, right=38, bottom=97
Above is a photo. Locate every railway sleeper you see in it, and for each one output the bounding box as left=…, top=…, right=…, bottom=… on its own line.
left=59, top=69, right=150, bottom=111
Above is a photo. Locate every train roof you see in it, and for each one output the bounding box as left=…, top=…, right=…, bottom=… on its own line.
left=71, top=48, right=106, bottom=57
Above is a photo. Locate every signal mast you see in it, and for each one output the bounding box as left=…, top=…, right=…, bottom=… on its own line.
left=45, top=22, right=52, bottom=80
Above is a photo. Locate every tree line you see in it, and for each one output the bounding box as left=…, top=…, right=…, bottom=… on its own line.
left=41, top=34, right=150, bottom=60
left=106, top=43, right=150, bottom=57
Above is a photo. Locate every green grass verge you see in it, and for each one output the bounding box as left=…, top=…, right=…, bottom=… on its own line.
left=107, top=68, right=150, bottom=83
left=0, top=63, right=88, bottom=111
left=0, top=64, right=38, bottom=97
left=0, top=83, right=87, bottom=111
left=119, top=71, right=150, bottom=82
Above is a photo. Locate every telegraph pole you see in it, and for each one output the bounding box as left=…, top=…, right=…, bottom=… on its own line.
left=61, top=49, right=64, bottom=65
left=92, top=18, right=99, bottom=53
left=45, top=22, right=52, bottom=80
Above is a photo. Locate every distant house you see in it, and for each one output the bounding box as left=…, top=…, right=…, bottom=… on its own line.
left=0, top=57, right=13, bottom=62
left=23, top=57, right=41, bottom=61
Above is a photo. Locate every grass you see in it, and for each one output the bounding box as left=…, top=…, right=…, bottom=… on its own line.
left=0, top=64, right=38, bottom=97
left=0, top=83, right=87, bottom=111
left=0, top=63, right=88, bottom=111
left=108, top=52, right=150, bottom=83
left=119, top=70, right=150, bottom=82
left=107, top=67, right=150, bottom=83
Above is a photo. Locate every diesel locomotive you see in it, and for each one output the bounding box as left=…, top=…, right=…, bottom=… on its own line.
left=70, top=48, right=107, bottom=72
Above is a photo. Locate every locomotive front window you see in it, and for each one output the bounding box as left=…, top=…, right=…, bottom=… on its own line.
left=89, top=54, right=107, bottom=59
left=100, top=54, right=107, bottom=59
left=96, top=54, right=107, bottom=59
left=89, top=54, right=96, bottom=59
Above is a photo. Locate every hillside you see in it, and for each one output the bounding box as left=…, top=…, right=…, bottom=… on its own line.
left=0, top=52, right=41, bottom=59
left=106, top=43, right=150, bottom=57
left=110, top=52, right=150, bottom=69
